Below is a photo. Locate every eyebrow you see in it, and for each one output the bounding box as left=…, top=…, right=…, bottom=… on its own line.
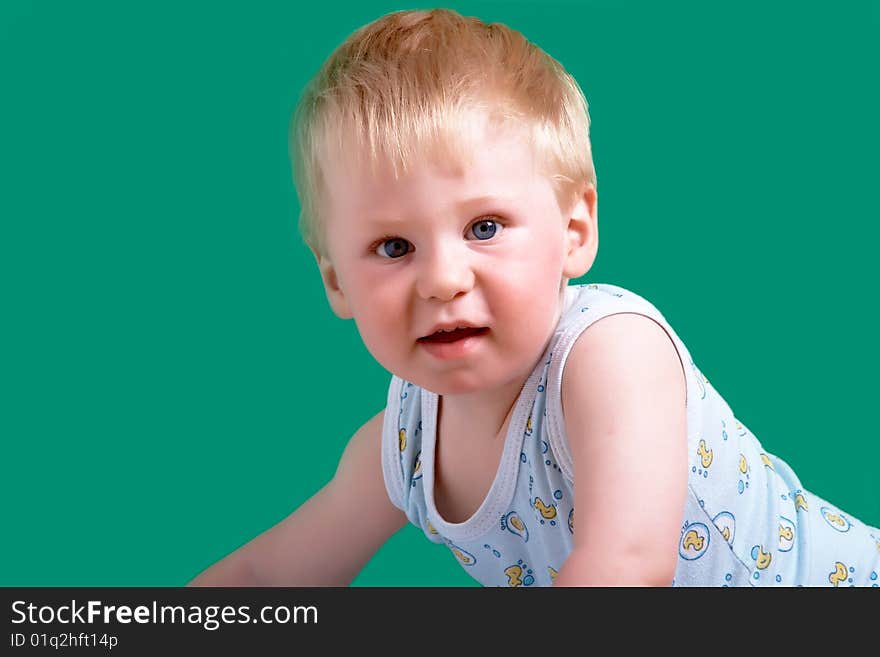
left=363, top=195, right=514, bottom=227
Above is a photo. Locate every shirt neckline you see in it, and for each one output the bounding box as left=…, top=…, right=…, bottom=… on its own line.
left=417, top=285, right=584, bottom=542
left=420, top=352, right=550, bottom=542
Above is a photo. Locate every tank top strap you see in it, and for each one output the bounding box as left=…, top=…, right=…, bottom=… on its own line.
left=381, top=375, right=426, bottom=514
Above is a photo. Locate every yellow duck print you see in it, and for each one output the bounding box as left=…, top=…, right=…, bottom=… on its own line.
left=712, top=512, right=735, bottom=546
left=451, top=546, right=474, bottom=566
left=501, top=511, right=529, bottom=541
left=697, top=439, right=713, bottom=468
left=827, top=512, right=845, bottom=528
left=534, top=497, right=557, bottom=520
left=398, top=428, right=406, bottom=452
left=752, top=545, right=772, bottom=570
left=505, top=565, right=525, bottom=587
left=777, top=517, right=796, bottom=552
left=760, top=453, right=775, bottom=470
left=823, top=510, right=848, bottom=530
left=738, top=454, right=748, bottom=474
left=795, top=493, right=809, bottom=512
left=548, top=566, right=558, bottom=582
left=682, top=530, right=705, bottom=552
left=779, top=524, right=794, bottom=543
left=829, top=562, right=849, bottom=587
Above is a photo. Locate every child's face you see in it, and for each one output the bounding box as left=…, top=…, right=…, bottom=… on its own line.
left=316, top=117, right=597, bottom=395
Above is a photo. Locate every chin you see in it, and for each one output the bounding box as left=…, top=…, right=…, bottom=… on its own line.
left=418, top=368, right=522, bottom=397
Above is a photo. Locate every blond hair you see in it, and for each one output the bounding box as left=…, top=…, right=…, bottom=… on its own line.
left=289, top=8, right=596, bottom=256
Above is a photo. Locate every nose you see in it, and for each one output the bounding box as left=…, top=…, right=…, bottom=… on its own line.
left=415, top=240, right=475, bottom=301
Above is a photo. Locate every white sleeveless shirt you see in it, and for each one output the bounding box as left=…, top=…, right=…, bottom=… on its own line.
left=381, top=283, right=880, bottom=586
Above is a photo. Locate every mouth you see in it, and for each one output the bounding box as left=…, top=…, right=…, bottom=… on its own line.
left=417, top=327, right=490, bottom=344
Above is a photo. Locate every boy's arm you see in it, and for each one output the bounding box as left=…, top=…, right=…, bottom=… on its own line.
left=188, top=409, right=408, bottom=586
left=553, top=313, right=688, bottom=587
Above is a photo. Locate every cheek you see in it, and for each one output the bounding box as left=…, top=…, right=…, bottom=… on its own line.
left=488, top=239, right=565, bottom=329
left=347, top=275, right=410, bottom=354
left=338, top=259, right=401, bottom=317
left=499, top=235, right=565, bottom=290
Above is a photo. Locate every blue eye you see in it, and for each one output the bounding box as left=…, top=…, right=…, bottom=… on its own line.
left=376, top=237, right=412, bottom=259
left=373, top=219, right=500, bottom=257
left=470, top=218, right=501, bottom=240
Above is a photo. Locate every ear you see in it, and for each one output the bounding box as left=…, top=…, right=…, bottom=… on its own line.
left=312, top=248, right=353, bottom=319
left=562, top=183, right=599, bottom=279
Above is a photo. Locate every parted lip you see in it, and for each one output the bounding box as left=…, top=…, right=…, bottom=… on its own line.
left=418, top=321, right=488, bottom=340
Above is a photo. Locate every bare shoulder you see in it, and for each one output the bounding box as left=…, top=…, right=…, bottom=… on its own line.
left=329, top=409, right=395, bottom=501
left=560, top=311, right=687, bottom=452
left=562, top=312, right=686, bottom=411
left=327, top=409, right=404, bottom=521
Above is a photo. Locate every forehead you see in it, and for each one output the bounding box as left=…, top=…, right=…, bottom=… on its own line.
left=320, top=118, right=545, bottom=225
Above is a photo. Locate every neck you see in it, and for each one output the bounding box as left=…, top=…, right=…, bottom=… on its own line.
left=438, top=371, right=527, bottom=444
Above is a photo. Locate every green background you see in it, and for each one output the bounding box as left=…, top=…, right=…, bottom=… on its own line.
left=2, top=0, right=878, bottom=586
